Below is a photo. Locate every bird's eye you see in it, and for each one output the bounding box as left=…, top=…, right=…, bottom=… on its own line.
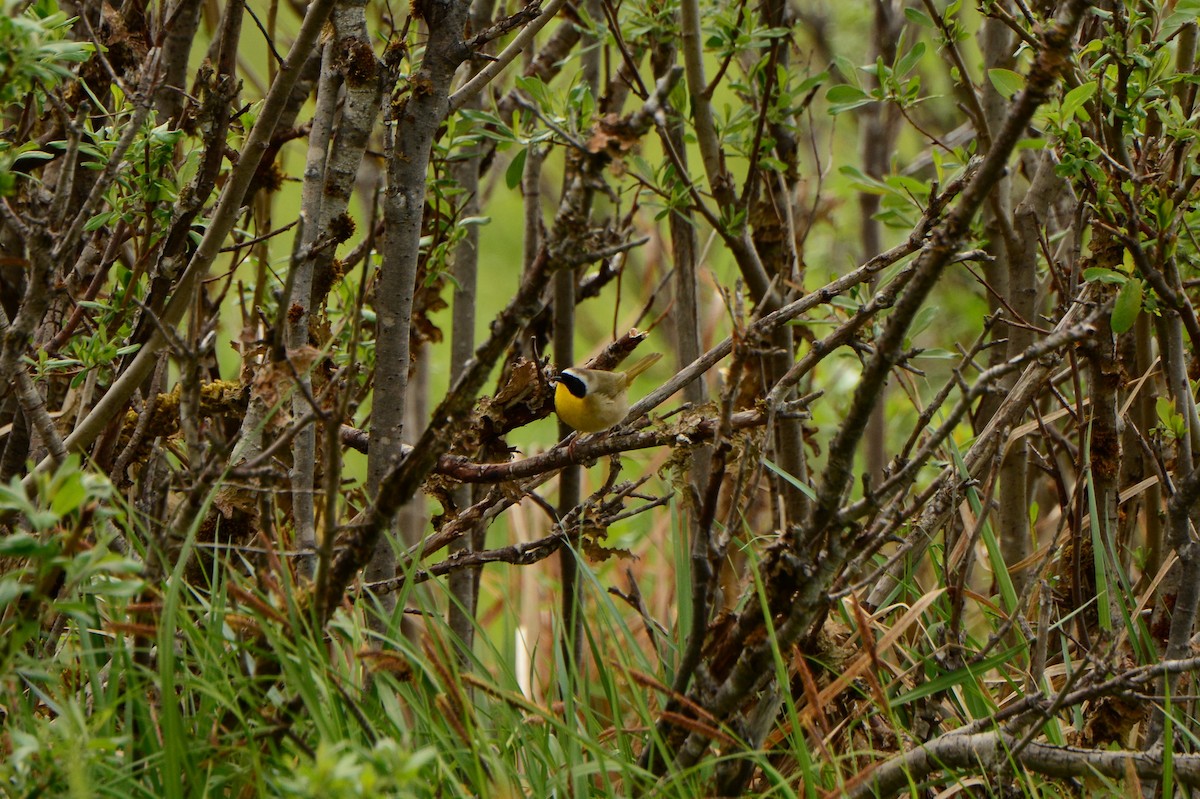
left=559, top=371, right=587, bottom=398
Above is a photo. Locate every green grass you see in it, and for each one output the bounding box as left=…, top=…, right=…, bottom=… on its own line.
left=0, top=452, right=1183, bottom=798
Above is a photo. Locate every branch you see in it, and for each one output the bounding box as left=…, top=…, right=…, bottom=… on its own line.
left=340, top=402, right=813, bottom=483
left=841, top=732, right=1200, bottom=798
left=448, top=0, right=570, bottom=112
left=463, top=0, right=546, bottom=51
left=363, top=479, right=669, bottom=593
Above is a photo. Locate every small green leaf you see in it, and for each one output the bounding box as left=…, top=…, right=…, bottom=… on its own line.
left=896, top=42, right=926, bottom=77
left=1157, top=396, right=1174, bottom=426
left=1157, top=396, right=1186, bottom=439
left=0, top=532, right=54, bottom=558
left=914, top=348, right=956, bottom=360
left=909, top=305, right=939, bottom=338
left=1061, top=81, right=1098, bottom=121
left=1158, top=197, right=1175, bottom=229
left=795, top=71, right=828, bottom=93
left=505, top=147, right=527, bottom=190
left=84, top=211, right=116, bottom=232
left=988, top=68, right=1024, bottom=100
left=826, top=85, right=867, bottom=103
left=1111, top=277, right=1143, bottom=334
left=49, top=472, right=86, bottom=517
left=0, top=577, right=28, bottom=608
left=826, top=84, right=873, bottom=114
left=1082, top=267, right=1126, bottom=285
left=904, top=6, right=933, bottom=26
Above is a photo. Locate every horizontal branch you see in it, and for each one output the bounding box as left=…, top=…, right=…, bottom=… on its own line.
left=843, top=731, right=1200, bottom=798
left=341, top=401, right=813, bottom=484
left=362, top=491, right=672, bottom=594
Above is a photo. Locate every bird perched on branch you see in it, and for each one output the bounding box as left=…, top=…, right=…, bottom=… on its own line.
left=552, top=352, right=662, bottom=433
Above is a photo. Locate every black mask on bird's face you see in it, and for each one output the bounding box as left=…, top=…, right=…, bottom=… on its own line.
left=555, top=370, right=588, bottom=398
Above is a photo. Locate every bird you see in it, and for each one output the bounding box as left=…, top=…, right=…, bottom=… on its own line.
left=552, top=352, right=663, bottom=433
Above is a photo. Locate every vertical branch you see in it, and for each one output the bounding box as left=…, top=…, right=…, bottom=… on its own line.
left=0, top=208, right=53, bottom=393
left=300, top=0, right=387, bottom=599
left=554, top=264, right=581, bottom=665
left=396, top=343, right=431, bottom=636
left=969, top=12, right=1010, bottom=430
left=859, top=0, right=901, bottom=487
left=1083, top=316, right=1121, bottom=628
left=1146, top=467, right=1200, bottom=747
left=1001, top=152, right=1061, bottom=593
left=367, top=0, right=473, bottom=616
left=446, top=0, right=497, bottom=658
left=1127, top=312, right=1162, bottom=578
left=0, top=300, right=66, bottom=467
left=290, top=39, right=338, bottom=579
left=155, top=0, right=204, bottom=123
left=283, top=0, right=382, bottom=585
left=677, top=0, right=728, bottom=211
left=973, top=13, right=1035, bottom=589
left=650, top=9, right=710, bottom=710
left=369, top=112, right=417, bottom=607
left=556, top=0, right=603, bottom=678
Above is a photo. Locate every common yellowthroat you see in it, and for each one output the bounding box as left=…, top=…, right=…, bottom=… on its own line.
left=552, top=352, right=662, bottom=433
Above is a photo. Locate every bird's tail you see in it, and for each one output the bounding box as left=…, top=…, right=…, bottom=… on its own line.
left=622, top=352, right=662, bottom=382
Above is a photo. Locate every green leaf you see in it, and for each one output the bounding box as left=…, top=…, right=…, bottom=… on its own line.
left=795, top=71, right=828, bottom=94
left=0, top=532, right=54, bottom=558
left=1061, top=81, right=1097, bottom=121
left=505, top=146, right=527, bottom=190
left=904, top=6, right=933, bottom=27
left=826, top=84, right=873, bottom=114
left=837, top=164, right=890, bottom=193
left=1111, top=277, right=1143, bottom=334
left=826, top=85, right=867, bottom=103
left=1158, top=197, right=1175, bottom=229
left=0, top=577, right=28, bottom=608
left=1082, top=267, right=1126, bottom=285
left=1164, top=0, right=1200, bottom=37
left=909, top=304, right=939, bottom=338
left=1157, top=396, right=1186, bottom=439
left=0, top=481, right=35, bottom=515
left=514, top=75, right=551, bottom=109
left=49, top=472, right=86, bottom=517
left=988, top=68, right=1024, bottom=100
left=896, top=42, right=926, bottom=77
left=84, top=210, right=116, bottom=232
left=1157, top=396, right=1173, bottom=426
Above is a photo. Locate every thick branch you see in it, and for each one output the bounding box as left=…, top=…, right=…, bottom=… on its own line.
left=843, top=732, right=1200, bottom=798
